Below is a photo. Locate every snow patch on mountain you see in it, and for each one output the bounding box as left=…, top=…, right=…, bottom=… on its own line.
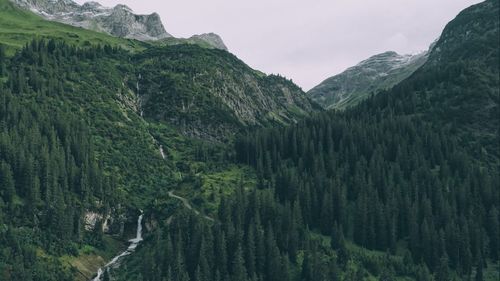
left=308, top=50, right=429, bottom=110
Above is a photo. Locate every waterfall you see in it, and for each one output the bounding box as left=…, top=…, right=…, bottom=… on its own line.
left=159, top=145, right=166, bottom=159
left=91, top=213, right=144, bottom=281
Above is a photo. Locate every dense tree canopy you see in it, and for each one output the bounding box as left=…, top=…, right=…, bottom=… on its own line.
left=0, top=40, right=118, bottom=281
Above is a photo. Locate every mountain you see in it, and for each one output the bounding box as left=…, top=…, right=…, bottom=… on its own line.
left=189, top=33, right=228, bottom=51
left=135, top=45, right=318, bottom=141
left=154, top=33, right=229, bottom=51
left=231, top=1, right=499, bottom=280
left=9, top=0, right=229, bottom=50
left=309, top=50, right=428, bottom=109
left=0, top=0, right=498, bottom=281
left=0, top=0, right=318, bottom=278
left=1, top=0, right=318, bottom=141
left=368, top=0, right=499, bottom=160
left=0, top=0, right=146, bottom=52
left=11, top=0, right=172, bottom=41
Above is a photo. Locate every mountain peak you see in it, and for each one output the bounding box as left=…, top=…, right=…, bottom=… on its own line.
left=9, top=0, right=229, bottom=49
left=189, top=33, right=228, bottom=51
left=113, top=3, right=132, bottom=12
left=10, top=0, right=172, bottom=41
left=309, top=50, right=428, bottom=109
left=81, top=1, right=101, bottom=8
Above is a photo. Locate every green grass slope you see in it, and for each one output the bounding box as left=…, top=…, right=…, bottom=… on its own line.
left=0, top=0, right=146, bottom=54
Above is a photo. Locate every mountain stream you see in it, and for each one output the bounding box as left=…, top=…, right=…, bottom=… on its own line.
left=91, top=213, right=144, bottom=281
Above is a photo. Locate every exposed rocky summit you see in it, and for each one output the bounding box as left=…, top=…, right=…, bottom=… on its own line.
left=309, top=50, right=428, bottom=109
left=189, top=33, right=228, bottom=51
left=11, top=0, right=171, bottom=41
left=11, top=0, right=230, bottom=49
left=155, top=32, right=229, bottom=51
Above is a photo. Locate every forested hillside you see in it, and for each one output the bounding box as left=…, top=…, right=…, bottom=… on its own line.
left=112, top=1, right=499, bottom=280
left=134, top=46, right=318, bottom=141
left=0, top=1, right=318, bottom=278
left=356, top=0, right=499, bottom=161
left=0, top=43, right=119, bottom=280
left=235, top=111, right=498, bottom=279
left=0, top=0, right=498, bottom=280
left=231, top=0, right=499, bottom=279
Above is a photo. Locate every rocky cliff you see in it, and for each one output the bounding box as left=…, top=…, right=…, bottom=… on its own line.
left=135, top=45, right=319, bottom=141
left=11, top=0, right=172, bottom=41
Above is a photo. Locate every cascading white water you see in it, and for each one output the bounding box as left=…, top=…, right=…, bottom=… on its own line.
left=159, top=145, right=166, bottom=159
left=91, top=213, right=144, bottom=281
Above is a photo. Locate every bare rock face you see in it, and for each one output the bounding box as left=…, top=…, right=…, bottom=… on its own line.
left=84, top=211, right=103, bottom=231
left=11, top=0, right=172, bottom=41
left=11, top=0, right=230, bottom=48
left=189, top=33, right=228, bottom=51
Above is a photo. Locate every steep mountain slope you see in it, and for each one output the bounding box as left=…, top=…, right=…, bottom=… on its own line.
left=11, top=0, right=172, bottom=41
left=0, top=44, right=316, bottom=278
left=135, top=45, right=319, bottom=141
left=0, top=0, right=318, bottom=279
left=155, top=33, right=229, bottom=51
left=0, top=0, right=146, bottom=53
left=1, top=0, right=497, bottom=280
left=9, top=0, right=230, bottom=50
left=309, top=50, right=428, bottom=109
left=1, top=0, right=316, bottom=141
left=230, top=1, right=499, bottom=280
left=189, top=33, right=228, bottom=50
left=359, top=0, right=499, bottom=160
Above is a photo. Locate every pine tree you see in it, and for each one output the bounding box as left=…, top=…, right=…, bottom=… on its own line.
left=0, top=44, right=5, bottom=76
left=300, top=254, right=313, bottom=281
left=330, top=223, right=344, bottom=250
left=0, top=161, right=15, bottom=204
left=435, top=255, right=450, bottom=281
left=245, top=224, right=256, bottom=276
left=474, top=255, right=484, bottom=281
left=231, top=245, right=247, bottom=281
left=487, top=207, right=499, bottom=260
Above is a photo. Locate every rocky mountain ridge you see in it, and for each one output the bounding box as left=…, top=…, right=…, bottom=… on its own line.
left=10, top=0, right=228, bottom=49
left=189, top=33, right=228, bottom=51
left=155, top=32, right=229, bottom=51
left=309, top=50, right=428, bottom=109
left=12, top=0, right=172, bottom=41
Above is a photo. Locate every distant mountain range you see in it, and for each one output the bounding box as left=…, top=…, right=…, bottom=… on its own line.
left=309, top=50, right=429, bottom=110
left=10, top=0, right=228, bottom=49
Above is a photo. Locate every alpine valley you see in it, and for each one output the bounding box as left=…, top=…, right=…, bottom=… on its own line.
left=0, top=0, right=498, bottom=281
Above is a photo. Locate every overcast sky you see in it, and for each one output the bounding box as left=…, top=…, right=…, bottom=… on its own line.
left=76, top=0, right=482, bottom=90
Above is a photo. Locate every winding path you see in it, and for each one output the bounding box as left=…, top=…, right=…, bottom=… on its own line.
left=168, top=191, right=214, bottom=222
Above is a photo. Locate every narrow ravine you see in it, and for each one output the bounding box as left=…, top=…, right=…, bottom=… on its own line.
left=91, top=213, right=144, bottom=281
